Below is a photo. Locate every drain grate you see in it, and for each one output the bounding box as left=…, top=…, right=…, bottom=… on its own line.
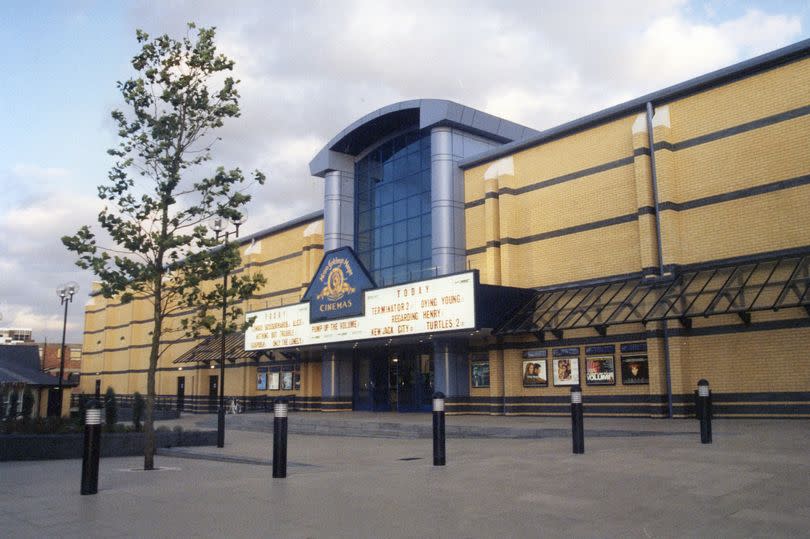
left=398, top=457, right=423, bottom=461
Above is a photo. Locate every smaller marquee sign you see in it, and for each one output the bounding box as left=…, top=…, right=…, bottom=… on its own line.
left=302, top=247, right=375, bottom=323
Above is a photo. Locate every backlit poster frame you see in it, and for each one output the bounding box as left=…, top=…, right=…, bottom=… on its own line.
left=552, top=357, right=580, bottom=386
left=522, top=359, right=548, bottom=387
left=268, top=371, right=280, bottom=390
left=256, top=368, right=267, bottom=390
left=585, top=356, right=616, bottom=386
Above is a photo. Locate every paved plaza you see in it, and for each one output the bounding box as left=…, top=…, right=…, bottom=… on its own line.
left=2, top=414, right=809, bottom=538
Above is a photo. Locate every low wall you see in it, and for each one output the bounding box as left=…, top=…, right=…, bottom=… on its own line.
left=0, top=430, right=217, bottom=461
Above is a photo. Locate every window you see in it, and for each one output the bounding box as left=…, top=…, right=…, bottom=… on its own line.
left=355, top=130, right=432, bottom=286
left=470, top=354, right=490, bottom=388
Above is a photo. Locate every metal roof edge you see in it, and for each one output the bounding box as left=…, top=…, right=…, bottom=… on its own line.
left=87, top=210, right=324, bottom=298
left=310, top=98, right=539, bottom=176
left=234, top=209, right=324, bottom=247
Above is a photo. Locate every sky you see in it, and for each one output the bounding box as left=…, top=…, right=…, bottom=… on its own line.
left=0, top=0, right=808, bottom=343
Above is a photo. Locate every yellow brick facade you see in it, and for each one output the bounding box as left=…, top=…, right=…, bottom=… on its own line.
left=80, top=214, right=326, bottom=412
left=462, top=53, right=810, bottom=417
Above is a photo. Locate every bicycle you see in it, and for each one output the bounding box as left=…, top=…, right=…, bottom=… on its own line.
left=228, top=398, right=242, bottom=414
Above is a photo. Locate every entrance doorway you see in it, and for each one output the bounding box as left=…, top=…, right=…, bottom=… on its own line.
left=208, top=375, right=218, bottom=413
left=47, top=388, right=61, bottom=417
left=353, top=348, right=433, bottom=412
left=177, top=376, right=185, bottom=412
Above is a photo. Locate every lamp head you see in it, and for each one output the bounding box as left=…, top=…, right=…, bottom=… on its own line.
left=231, top=209, right=247, bottom=227
left=57, top=282, right=79, bottom=302
left=231, top=209, right=247, bottom=236
left=211, top=217, right=224, bottom=234
left=66, top=282, right=79, bottom=297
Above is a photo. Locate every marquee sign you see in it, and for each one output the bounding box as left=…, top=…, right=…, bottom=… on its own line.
left=302, top=247, right=375, bottom=322
left=245, top=272, right=477, bottom=351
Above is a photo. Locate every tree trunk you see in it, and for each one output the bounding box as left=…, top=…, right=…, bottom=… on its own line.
left=144, top=279, right=163, bottom=470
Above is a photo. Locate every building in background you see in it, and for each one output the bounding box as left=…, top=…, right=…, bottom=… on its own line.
left=0, top=328, right=33, bottom=345
left=0, top=345, right=73, bottom=418
left=38, top=343, right=82, bottom=380
left=79, top=38, right=810, bottom=418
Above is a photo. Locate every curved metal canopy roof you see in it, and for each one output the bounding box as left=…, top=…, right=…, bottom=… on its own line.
left=309, top=99, right=539, bottom=177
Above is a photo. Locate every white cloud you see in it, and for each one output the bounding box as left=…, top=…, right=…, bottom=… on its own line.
left=3, top=305, right=82, bottom=338
left=720, top=9, right=803, bottom=56
left=11, top=163, right=70, bottom=180
left=0, top=191, right=101, bottom=256
left=0, top=188, right=101, bottom=342
left=629, top=10, right=802, bottom=93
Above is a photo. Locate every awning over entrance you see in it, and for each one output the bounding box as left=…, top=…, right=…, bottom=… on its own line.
left=174, top=333, right=263, bottom=364
left=496, top=253, right=810, bottom=338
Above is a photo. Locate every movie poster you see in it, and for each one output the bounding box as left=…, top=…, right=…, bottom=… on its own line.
left=621, top=356, right=649, bottom=385
left=522, top=359, right=548, bottom=387
left=552, top=357, right=579, bottom=386
left=268, top=371, right=280, bottom=390
left=471, top=361, right=490, bottom=388
left=585, top=356, right=615, bottom=385
left=256, top=369, right=267, bottom=390
left=281, top=370, right=293, bottom=390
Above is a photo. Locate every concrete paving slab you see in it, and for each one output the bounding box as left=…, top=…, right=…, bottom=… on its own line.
left=2, top=417, right=809, bottom=538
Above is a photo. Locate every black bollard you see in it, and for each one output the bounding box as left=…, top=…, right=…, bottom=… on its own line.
left=272, top=397, right=288, bottom=478
left=697, top=379, right=712, bottom=444
left=571, top=385, right=584, bottom=454
left=81, top=403, right=102, bottom=495
left=217, top=406, right=225, bottom=448
left=432, top=392, right=446, bottom=466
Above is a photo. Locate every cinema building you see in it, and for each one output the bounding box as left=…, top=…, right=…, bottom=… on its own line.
left=80, top=39, right=810, bottom=418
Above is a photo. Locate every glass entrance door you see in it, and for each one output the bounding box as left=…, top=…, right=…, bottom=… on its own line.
left=354, top=347, right=433, bottom=412
left=353, top=350, right=390, bottom=411
left=391, top=350, right=433, bottom=412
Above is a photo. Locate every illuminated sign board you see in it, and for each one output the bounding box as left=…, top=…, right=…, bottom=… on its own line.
left=302, top=247, right=375, bottom=322
left=245, top=272, right=476, bottom=350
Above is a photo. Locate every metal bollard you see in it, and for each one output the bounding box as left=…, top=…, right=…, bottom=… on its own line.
left=81, top=405, right=102, bottom=495
left=217, top=405, right=226, bottom=448
left=697, top=379, right=712, bottom=444
left=272, top=397, right=288, bottom=478
left=432, top=392, right=446, bottom=466
left=571, top=385, right=584, bottom=454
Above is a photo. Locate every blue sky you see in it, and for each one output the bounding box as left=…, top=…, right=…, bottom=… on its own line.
left=0, top=0, right=808, bottom=341
left=0, top=3, right=132, bottom=204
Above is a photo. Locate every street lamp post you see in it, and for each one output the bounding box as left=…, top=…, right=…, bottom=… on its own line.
left=212, top=213, right=245, bottom=448
left=56, top=281, right=79, bottom=417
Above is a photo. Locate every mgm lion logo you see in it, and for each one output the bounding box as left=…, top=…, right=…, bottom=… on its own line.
left=317, top=265, right=356, bottom=302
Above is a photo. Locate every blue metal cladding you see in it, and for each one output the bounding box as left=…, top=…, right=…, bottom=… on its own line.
left=355, top=130, right=432, bottom=286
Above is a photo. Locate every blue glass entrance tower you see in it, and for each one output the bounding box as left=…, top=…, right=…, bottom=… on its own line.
left=309, top=99, right=538, bottom=409
left=354, top=130, right=432, bottom=286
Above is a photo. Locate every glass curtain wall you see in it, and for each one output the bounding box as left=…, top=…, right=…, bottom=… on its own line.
left=355, top=130, right=432, bottom=286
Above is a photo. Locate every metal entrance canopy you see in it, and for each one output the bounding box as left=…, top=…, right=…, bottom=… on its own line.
left=496, top=252, right=810, bottom=339
left=174, top=333, right=263, bottom=364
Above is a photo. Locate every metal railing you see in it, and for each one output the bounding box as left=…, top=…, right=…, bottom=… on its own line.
left=70, top=393, right=298, bottom=413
